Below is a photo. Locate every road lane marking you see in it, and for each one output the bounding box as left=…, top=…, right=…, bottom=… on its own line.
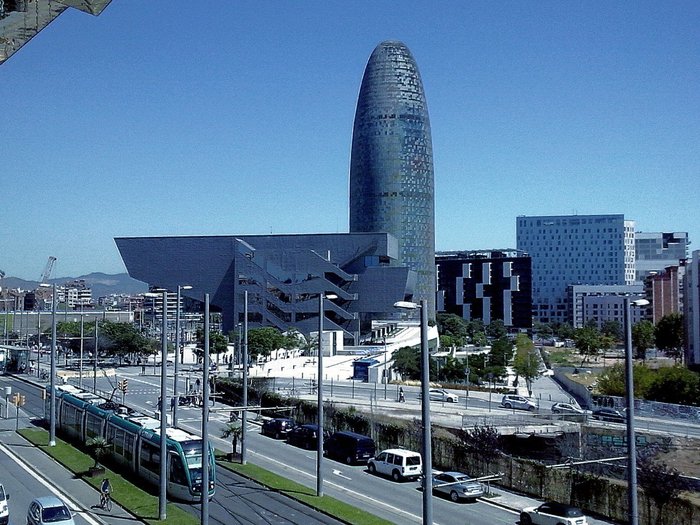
left=176, top=420, right=428, bottom=522
left=0, top=441, right=103, bottom=525
left=332, top=469, right=351, bottom=480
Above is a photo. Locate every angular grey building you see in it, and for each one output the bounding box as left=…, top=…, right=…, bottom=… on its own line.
left=115, top=233, right=415, bottom=342
left=349, top=41, right=436, bottom=317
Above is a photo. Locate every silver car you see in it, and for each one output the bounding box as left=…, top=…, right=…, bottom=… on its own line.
left=420, top=388, right=459, bottom=403
left=428, top=471, right=484, bottom=502
left=27, top=496, right=75, bottom=525
left=551, top=402, right=584, bottom=415
left=501, top=394, right=536, bottom=411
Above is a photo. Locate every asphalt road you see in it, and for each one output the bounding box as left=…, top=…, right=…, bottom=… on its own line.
left=0, top=439, right=98, bottom=525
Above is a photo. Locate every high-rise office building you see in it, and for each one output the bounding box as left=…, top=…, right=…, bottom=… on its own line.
left=635, top=231, right=689, bottom=282
left=684, top=250, right=700, bottom=367
left=349, top=41, right=436, bottom=316
left=436, top=250, right=532, bottom=330
left=516, top=214, right=636, bottom=325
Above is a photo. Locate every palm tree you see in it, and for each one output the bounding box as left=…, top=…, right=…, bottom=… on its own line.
left=85, top=436, right=111, bottom=475
left=221, top=422, right=243, bottom=461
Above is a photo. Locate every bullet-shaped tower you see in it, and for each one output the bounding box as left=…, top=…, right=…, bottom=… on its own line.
left=349, top=40, right=436, bottom=316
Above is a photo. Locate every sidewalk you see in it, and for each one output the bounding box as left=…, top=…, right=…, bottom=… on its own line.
left=0, top=410, right=139, bottom=525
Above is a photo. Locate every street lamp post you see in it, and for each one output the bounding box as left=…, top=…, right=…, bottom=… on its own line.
left=241, top=290, right=248, bottom=465
left=201, top=293, right=211, bottom=525
left=173, top=284, right=192, bottom=427
left=158, top=290, right=168, bottom=520
left=624, top=297, right=649, bottom=525
left=316, top=292, right=337, bottom=497
left=49, top=283, right=57, bottom=446
left=394, top=300, right=432, bottom=525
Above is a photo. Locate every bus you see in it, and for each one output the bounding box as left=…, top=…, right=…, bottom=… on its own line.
left=50, top=384, right=215, bottom=501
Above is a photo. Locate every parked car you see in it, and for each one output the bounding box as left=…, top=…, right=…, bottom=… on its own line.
left=27, top=496, right=75, bottom=525
left=501, top=394, right=537, bottom=411
left=324, top=431, right=376, bottom=464
left=0, top=484, right=9, bottom=525
left=367, top=448, right=422, bottom=482
left=419, top=388, right=459, bottom=403
left=551, top=402, right=585, bottom=415
left=520, top=501, right=589, bottom=525
left=286, top=424, right=327, bottom=449
left=591, top=407, right=625, bottom=423
left=426, top=471, right=484, bottom=502
left=261, top=417, right=296, bottom=439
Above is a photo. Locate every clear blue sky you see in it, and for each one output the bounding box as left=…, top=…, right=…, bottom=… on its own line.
left=2, top=1, right=698, bottom=280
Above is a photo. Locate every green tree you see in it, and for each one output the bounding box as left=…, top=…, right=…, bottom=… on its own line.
left=85, top=436, right=111, bottom=469
left=637, top=454, right=690, bottom=522
left=282, top=328, right=304, bottom=350
left=459, top=425, right=501, bottom=476
left=391, top=346, right=420, bottom=380
left=436, top=313, right=468, bottom=346
left=438, top=355, right=467, bottom=383
left=221, top=421, right=243, bottom=460
left=572, top=326, right=608, bottom=366
left=512, top=335, right=540, bottom=392
left=597, top=363, right=655, bottom=398
left=99, top=321, right=158, bottom=359
left=655, top=313, right=685, bottom=363
left=465, top=319, right=485, bottom=343
left=601, top=320, right=623, bottom=342
left=245, top=327, right=285, bottom=361
left=646, top=366, right=700, bottom=406
left=632, top=320, right=656, bottom=361
left=486, top=319, right=507, bottom=339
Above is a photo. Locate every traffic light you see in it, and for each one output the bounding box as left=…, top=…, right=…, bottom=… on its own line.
left=123, top=379, right=128, bottom=392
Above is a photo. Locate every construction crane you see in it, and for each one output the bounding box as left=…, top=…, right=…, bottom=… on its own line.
left=40, top=256, right=57, bottom=284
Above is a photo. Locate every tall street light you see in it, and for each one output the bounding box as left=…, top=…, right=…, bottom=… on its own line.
left=173, top=284, right=192, bottom=427
left=316, top=292, right=337, bottom=497
left=241, top=290, right=248, bottom=465
left=394, top=300, right=432, bottom=525
left=39, top=282, right=57, bottom=447
left=158, top=289, right=168, bottom=521
left=624, top=296, right=649, bottom=525
left=201, top=293, right=211, bottom=525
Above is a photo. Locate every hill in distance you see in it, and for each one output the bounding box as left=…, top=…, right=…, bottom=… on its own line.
left=3, top=272, right=148, bottom=299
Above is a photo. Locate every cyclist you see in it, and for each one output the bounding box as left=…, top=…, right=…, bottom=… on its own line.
left=99, top=478, right=112, bottom=510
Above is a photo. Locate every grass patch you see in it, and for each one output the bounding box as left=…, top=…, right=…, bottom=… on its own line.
left=218, top=457, right=395, bottom=525
left=18, top=428, right=197, bottom=525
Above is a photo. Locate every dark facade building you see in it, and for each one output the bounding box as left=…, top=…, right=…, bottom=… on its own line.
left=436, top=250, right=532, bottom=330
left=349, top=41, right=436, bottom=317
left=115, top=233, right=414, bottom=342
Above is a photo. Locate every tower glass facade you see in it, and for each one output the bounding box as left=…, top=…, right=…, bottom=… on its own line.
left=349, top=40, right=436, bottom=316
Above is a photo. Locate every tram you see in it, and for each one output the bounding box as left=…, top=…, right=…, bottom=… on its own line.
left=49, top=384, right=215, bottom=501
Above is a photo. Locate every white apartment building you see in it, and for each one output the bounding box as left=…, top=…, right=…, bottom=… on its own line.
left=516, top=214, right=636, bottom=325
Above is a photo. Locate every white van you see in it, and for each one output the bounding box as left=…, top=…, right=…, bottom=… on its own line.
left=0, top=484, right=8, bottom=525
left=367, top=448, right=422, bottom=482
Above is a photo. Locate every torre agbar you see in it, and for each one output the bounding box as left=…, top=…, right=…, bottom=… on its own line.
left=349, top=41, right=437, bottom=317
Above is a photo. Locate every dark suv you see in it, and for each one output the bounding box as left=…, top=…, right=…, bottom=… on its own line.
left=261, top=418, right=296, bottom=439
left=324, top=431, right=376, bottom=464
left=287, top=424, right=327, bottom=449
left=591, top=407, right=625, bottom=423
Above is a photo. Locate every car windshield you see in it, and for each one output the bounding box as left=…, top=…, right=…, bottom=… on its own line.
left=42, top=505, right=72, bottom=522
left=455, top=475, right=471, bottom=482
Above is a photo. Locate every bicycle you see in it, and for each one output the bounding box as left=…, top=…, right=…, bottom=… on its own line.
left=99, top=491, right=112, bottom=511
